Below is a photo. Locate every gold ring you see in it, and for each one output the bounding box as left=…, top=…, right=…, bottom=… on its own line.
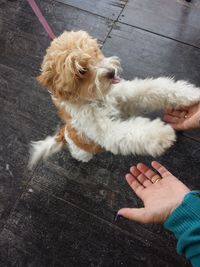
left=153, top=178, right=161, bottom=184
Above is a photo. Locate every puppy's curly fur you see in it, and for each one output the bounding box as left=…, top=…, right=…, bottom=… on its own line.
left=29, top=30, right=200, bottom=168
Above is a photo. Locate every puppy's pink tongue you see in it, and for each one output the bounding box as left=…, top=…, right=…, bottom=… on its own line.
left=112, top=76, right=121, bottom=84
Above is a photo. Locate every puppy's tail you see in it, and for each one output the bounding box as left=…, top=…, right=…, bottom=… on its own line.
left=28, top=127, right=66, bottom=170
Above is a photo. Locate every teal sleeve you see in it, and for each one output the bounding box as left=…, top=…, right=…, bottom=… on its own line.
left=164, top=191, right=200, bottom=267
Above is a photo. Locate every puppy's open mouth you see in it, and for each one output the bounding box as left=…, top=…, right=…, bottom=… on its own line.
left=111, top=76, right=121, bottom=84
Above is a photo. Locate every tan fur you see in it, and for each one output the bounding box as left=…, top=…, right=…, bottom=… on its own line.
left=37, top=31, right=104, bottom=102
left=37, top=31, right=112, bottom=154
left=53, top=99, right=103, bottom=154
left=66, top=124, right=103, bottom=154
left=55, top=127, right=66, bottom=144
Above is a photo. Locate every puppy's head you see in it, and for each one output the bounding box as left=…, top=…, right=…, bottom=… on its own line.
left=37, top=31, right=121, bottom=102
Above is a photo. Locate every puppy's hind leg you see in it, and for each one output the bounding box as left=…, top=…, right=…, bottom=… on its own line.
left=64, top=128, right=93, bottom=162
left=68, top=141, right=93, bottom=162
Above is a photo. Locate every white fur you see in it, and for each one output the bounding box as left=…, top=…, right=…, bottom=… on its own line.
left=28, top=135, right=63, bottom=169
left=63, top=77, right=200, bottom=159
left=30, top=57, right=200, bottom=165
left=111, top=78, right=200, bottom=114
left=64, top=128, right=93, bottom=162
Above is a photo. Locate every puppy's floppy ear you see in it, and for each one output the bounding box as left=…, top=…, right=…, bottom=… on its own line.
left=37, top=72, right=53, bottom=89
left=37, top=56, right=56, bottom=91
left=37, top=51, right=65, bottom=93
left=37, top=48, right=91, bottom=102
left=65, top=50, right=91, bottom=77
left=37, top=50, right=90, bottom=88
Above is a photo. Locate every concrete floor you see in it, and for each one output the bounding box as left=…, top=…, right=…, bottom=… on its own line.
left=0, top=0, right=200, bottom=266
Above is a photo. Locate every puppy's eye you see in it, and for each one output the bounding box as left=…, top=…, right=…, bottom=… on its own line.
left=79, top=68, right=88, bottom=75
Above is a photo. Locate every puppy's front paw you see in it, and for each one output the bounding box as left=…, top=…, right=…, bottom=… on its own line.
left=147, top=120, right=176, bottom=157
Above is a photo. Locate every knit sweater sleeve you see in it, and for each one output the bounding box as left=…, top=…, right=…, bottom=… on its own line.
left=164, top=191, right=200, bottom=267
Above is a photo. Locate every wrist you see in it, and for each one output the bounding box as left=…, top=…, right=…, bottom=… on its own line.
left=164, top=191, right=200, bottom=256
left=169, top=189, right=191, bottom=215
left=165, top=190, right=199, bottom=222
left=164, top=190, right=200, bottom=231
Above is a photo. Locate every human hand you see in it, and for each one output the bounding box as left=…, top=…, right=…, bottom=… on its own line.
left=163, top=102, right=200, bottom=131
left=117, top=161, right=190, bottom=223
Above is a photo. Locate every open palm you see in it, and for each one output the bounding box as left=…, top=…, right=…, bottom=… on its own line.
left=118, top=161, right=190, bottom=223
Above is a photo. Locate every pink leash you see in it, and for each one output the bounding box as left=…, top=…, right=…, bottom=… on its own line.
left=27, top=0, right=56, bottom=40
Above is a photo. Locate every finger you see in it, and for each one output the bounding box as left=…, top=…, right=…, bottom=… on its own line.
left=167, top=109, right=187, bottom=117
left=165, top=110, right=180, bottom=117
left=130, top=166, right=152, bottom=187
left=118, top=208, right=150, bottom=223
left=125, top=174, right=145, bottom=198
left=166, top=107, right=188, bottom=115
left=163, top=114, right=180, bottom=124
left=137, top=163, right=161, bottom=184
left=180, top=111, right=188, bottom=118
left=151, top=161, right=172, bottom=178
left=129, top=165, right=141, bottom=177
left=163, top=114, right=185, bottom=130
left=178, top=106, right=190, bottom=112
left=137, top=163, right=158, bottom=180
left=137, top=173, right=153, bottom=187
left=134, top=164, right=154, bottom=187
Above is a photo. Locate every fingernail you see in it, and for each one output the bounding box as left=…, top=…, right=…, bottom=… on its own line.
left=114, top=212, right=124, bottom=222
left=130, top=166, right=135, bottom=171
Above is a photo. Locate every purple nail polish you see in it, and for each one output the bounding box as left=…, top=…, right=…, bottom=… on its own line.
left=114, top=212, right=124, bottom=222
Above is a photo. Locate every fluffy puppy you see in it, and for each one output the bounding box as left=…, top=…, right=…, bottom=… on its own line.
left=29, top=30, right=200, bottom=168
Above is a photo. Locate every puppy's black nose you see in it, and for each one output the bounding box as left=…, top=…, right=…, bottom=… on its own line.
left=106, top=69, right=115, bottom=79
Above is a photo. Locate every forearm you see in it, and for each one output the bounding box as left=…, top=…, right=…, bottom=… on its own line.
left=164, top=191, right=200, bottom=267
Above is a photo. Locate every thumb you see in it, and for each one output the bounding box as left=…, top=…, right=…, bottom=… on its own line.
left=118, top=208, right=150, bottom=223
